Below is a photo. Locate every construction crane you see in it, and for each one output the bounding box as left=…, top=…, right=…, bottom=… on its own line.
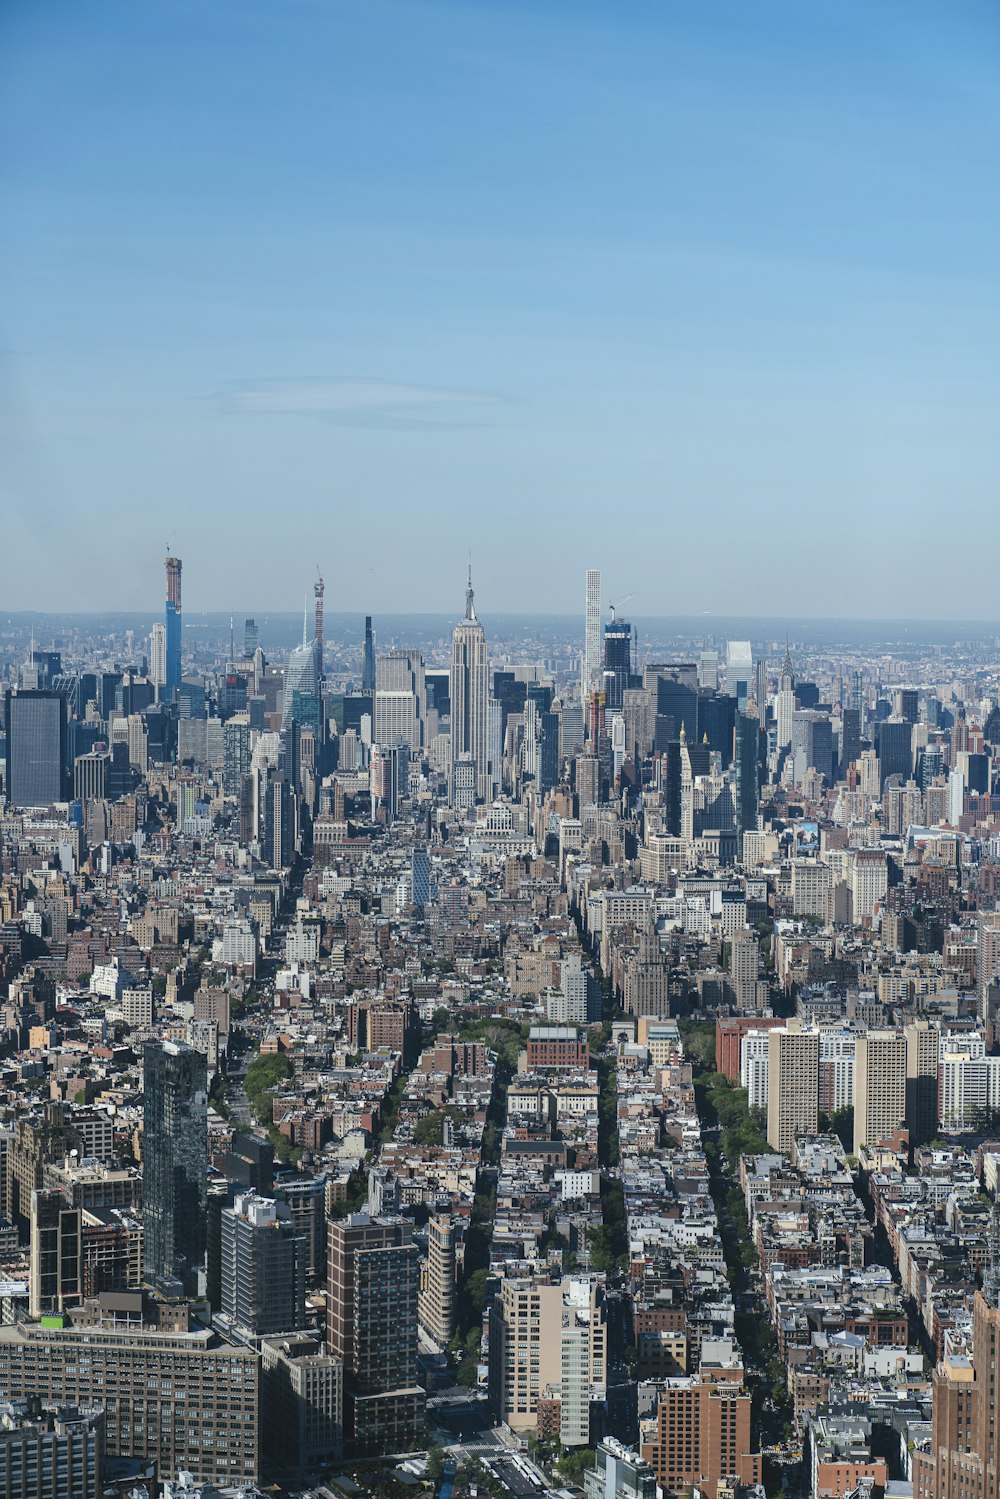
left=607, top=591, right=637, bottom=623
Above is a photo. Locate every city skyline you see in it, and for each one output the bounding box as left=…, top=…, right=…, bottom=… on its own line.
left=2, top=2, right=1000, bottom=1492
left=3, top=0, right=998, bottom=615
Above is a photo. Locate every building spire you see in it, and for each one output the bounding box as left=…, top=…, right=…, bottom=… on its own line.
left=302, top=595, right=308, bottom=647
left=465, top=561, right=476, bottom=621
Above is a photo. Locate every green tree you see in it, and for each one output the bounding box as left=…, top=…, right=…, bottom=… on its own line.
left=414, top=1112, right=445, bottom=1147
left=558, top=1448, right=596, bottom=1484
left=426, top=1447, right=446, bottom=1481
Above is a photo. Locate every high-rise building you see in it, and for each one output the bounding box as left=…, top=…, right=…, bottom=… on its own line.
left=775, top=684, right=796, bottom=751
left=905, top=1019, right=940, bottom=1145
left=411, top=846, right=431, bottom=911
left=0, top=1402, right=102, bottom=1499
left=766, top=1025, right=819, bottom=1152
left=164, top=554, right=182, bottom=702
left=149, top=622, right=167, bottom=694
left=913, top=1237, right=1000, bottom=1499
left=642, top=1369, right=759, bottom=1495
left=450, top=569, right=490, bottom=802
left=725, top=640, right=753, bottom=703
left=326, top=1215, right=424, bottom=1456
left=876, top=718, right=913, bottom=790
left=361, top=616, right=376, bottom=693
left=282, top=614, right=321, bottom=734
left=29, top=1188, right=82, bottom=1319
left=584, top=569, right=601, bottom=709
left=603, top=617, right=632, bottom=712
left=641, top=1370, right=759, bottom=1496
left=733, top=710, right=759, bottom=854
left=375, top=650, right=425, bottom=752
left=854, top=1030, right=907, bottom=1155
left=418, top=1213, right=456, bottom=1348
left=223, top=714, right=251, bottom=796
left=488, top=1275, right=607, bottom=1447
left=261, top=1334, right=344, bottom=1471
left=754, top=656, right=767, bottom=726
left=0, top=1305, right=259, bottom=1486
left=314, top=571, right=325, bottom=677
left=142, top=1040, right=207, bottom=1295
left=840, top=706, right=861, bottom=776
left=220, top=1191, right=306, bottom=1339
left=977, top=911, right=1000, bottom=1020
left=4, top=690, right=67, bottom=808
left=243, top=617, right=259, bottom=657
left=584, top=1439, right=658, bottom=1499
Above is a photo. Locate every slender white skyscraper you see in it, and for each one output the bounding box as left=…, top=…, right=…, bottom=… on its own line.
left=450, top=567, right=490, bottom=803
left=150, top=623, right=167, bottom=693
left=584, top=569, right=601, bottom=707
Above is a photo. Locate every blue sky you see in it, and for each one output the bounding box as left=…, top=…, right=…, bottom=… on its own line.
left=2, top=0, right=998, bottom=617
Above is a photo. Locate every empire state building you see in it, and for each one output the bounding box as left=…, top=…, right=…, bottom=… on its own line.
left=450, top=567, right=490, bottom=804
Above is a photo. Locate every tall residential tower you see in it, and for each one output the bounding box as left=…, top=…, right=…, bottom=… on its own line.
left=584, top=569, right=601, bottom=711
left=165, top=554, right=182, bottom=701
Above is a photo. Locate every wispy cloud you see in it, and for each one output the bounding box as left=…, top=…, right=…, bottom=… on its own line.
left=219, top=378, right=507, bottom=429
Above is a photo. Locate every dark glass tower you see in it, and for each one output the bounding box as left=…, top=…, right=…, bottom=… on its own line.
left=361, top=616, right=376, bottom=693
left=734, top=710, right=760, bottom=855
left=603, top=619, right=632, bottom=711
left=876, top=719, right=913, bottom=791
left=4, top=690, right=67, bottom=807
left=143, top=1039, right=207, bottom=1296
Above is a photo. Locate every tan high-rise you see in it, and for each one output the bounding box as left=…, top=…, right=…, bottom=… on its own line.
left=488, top=1276, right=607, bottom=1448
left=854, top=1030, right=907, bottom=1156
left=766, top=1024, right=819, bottom=1152
left=904, top=1019, right=940, bottom=1145
left=418, top=1214, right=456, bottom=1348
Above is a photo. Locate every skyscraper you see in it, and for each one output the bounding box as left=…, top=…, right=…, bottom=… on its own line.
left=411, top=846, right=431, bottom=911
left=4, top=690, right=67, bottom=807
left=314, top=571, right=325, bottom=678
left=725, top=640, right=753, bottom=703
left=913, top=1221, right=1000, bottom=1499
left=165, top=554, right=182, bottom=702
left=584, top=569, right=601, bottom=709
left=326, top=1214, right=424, bottom=1456
left=733, top=710, right=760, bottom=854
left=244, top=617, right=259, bottom=657
left=375, top=650, right=425, bottom=751
left=854, top=1030, right=907, bottom=1155
left=603, top=616, right=632, bottom=712
left=766, top=1025, right=819, bottom=1151
left=143, top=1040, right=208, bottom=1295
left=361, top=616, right=376, bottom=693
left=418, top=1214, right=456, bottom=1348
left=450, top=568, right=490, bottom=802
left=282, top=608, right=321, bottom=734
left=221, top=1191, right=306, bottom=1339
left=149, top=622, right=167, bottom=695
